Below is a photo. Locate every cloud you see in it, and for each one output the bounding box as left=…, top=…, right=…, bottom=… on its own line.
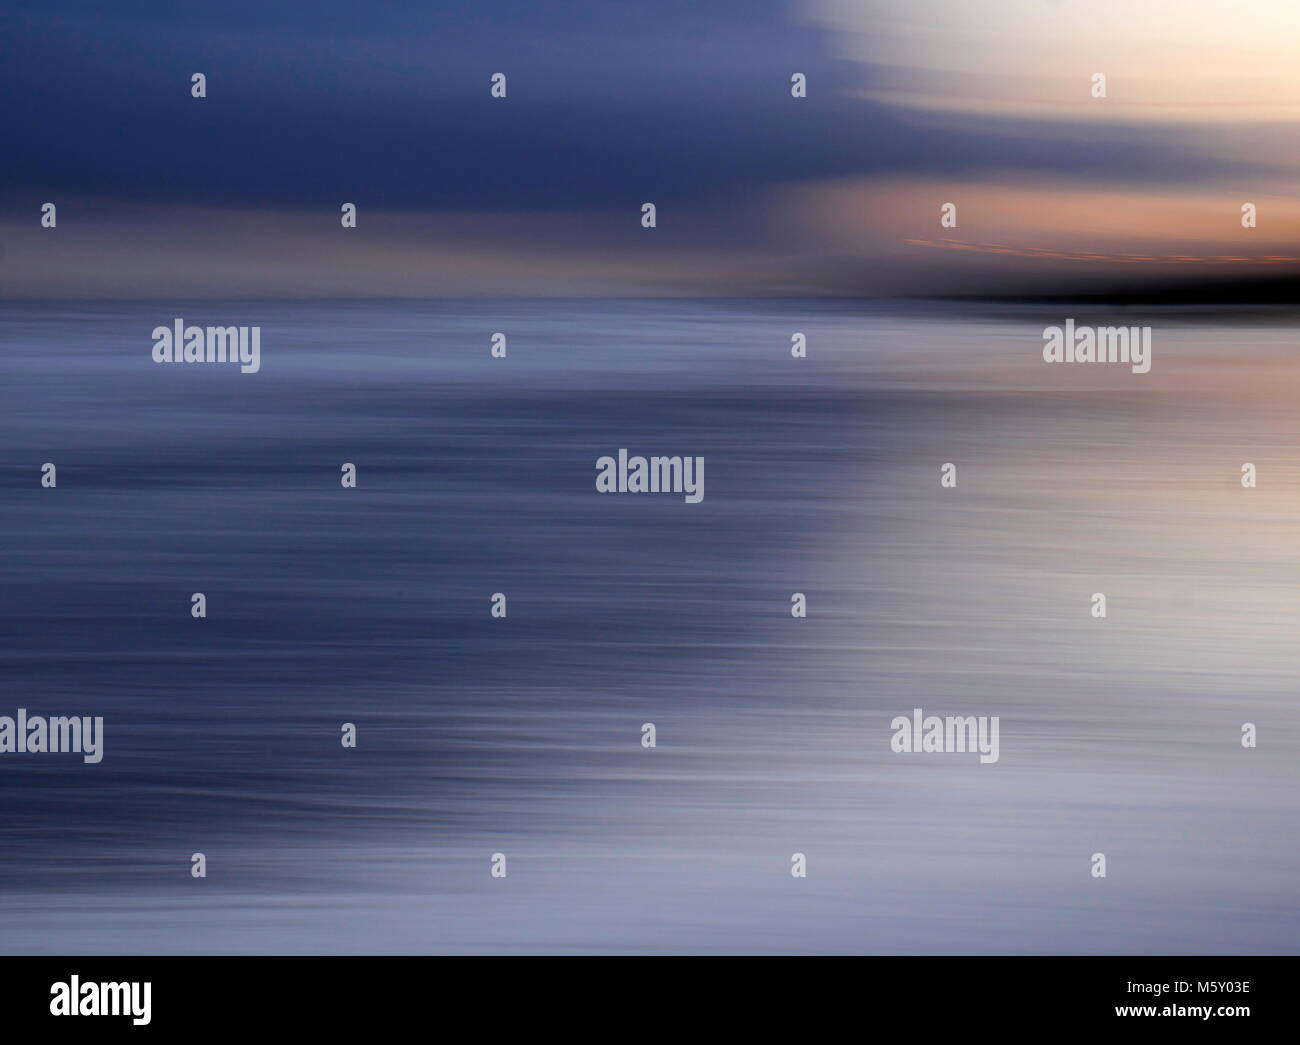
left=805, top=0, right=1300, bottom=123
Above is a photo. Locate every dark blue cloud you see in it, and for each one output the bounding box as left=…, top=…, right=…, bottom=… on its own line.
left=0, top=1, right=1271, bottom=215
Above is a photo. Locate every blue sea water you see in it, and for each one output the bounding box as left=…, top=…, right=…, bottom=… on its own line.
left=0, top=298, right=1297, bottom=954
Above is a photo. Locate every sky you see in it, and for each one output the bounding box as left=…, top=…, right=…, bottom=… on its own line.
left=3, top=0, right=1299, bottom=297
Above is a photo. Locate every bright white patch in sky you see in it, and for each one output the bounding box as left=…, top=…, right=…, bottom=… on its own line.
left=806, top=0, right=1300, bottom=122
